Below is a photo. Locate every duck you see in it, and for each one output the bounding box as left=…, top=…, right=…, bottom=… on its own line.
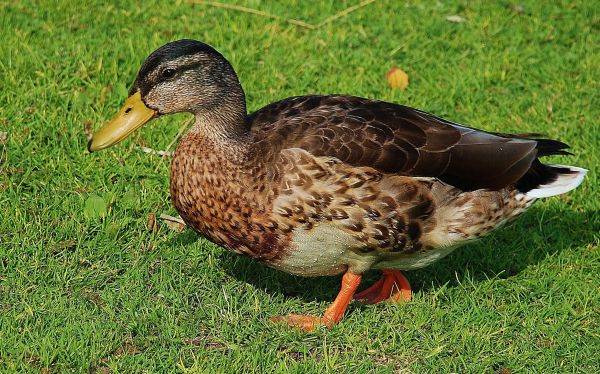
left=89, top=39, right=587, bottom=331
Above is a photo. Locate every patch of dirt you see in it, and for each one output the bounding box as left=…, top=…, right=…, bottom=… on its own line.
left=91, top=338, right=144, bottom=373
left=374, top=352, right=416, bottom=372
left=91, top=366, right=112, bottom=374
left=184, top=336, right=227, bottom=350
left=81, top=288, right=105, bottom=307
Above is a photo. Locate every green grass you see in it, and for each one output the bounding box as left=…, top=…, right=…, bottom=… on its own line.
left=1, top=0, right=599, bottom=372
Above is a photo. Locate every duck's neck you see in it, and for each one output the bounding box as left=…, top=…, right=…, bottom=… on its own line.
left=189, top=81, right=250, bottom=146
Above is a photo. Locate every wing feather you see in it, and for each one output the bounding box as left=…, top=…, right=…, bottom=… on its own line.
left=248, top=95, right=542, bottom=191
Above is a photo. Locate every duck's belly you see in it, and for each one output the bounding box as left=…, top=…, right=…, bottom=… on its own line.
left=268, top=223, right=462, bottom=276
left=373, top=245, right=458, bottom=271
left=269, top=224, right=379, bottom=277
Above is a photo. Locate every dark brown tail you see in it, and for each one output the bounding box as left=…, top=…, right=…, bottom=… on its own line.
left=514, top=138, right=586, bottom=196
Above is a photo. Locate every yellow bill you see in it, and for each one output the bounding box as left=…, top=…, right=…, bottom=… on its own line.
left=88, top=91, right=156, bottom=152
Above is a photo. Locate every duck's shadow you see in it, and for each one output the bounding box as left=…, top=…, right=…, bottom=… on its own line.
left=174, top=206, right=597, bottom=303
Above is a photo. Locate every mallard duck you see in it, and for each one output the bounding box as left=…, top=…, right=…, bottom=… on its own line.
left=89, top=40, right=586, bottom=330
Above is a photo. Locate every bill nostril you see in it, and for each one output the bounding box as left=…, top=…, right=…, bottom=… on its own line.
left=124, top=107, right=132, bottom=114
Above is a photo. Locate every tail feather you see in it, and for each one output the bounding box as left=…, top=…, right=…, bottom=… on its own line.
left=531, top=138, right=573, bottom=157
left=512, top=136, right=585, bottom=197
left=491, top=133, right=573, bottom=156
left=524, top=164, right=587, bottom=198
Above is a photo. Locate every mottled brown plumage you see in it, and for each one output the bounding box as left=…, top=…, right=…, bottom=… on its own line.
left=89, top=40, right=586, bottom=330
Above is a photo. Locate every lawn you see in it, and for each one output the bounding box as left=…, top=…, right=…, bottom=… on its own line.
left=1, top=0, right=599, bottom=372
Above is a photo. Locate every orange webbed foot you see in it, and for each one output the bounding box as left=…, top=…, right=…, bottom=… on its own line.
left=271, top=272, right=362, bottom=330
left=354, top=269, right=411, bottom=304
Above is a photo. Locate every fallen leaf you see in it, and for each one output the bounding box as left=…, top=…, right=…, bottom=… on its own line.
left=0, top=132, right=7, bottom=169
left=121, top=188, right=140, bottom=209
left=84, top=121, right=94, bottom=141
left=511, top=4, right=524, bottom=14
left=159, top=213, right=187, bottom=232
left=147, top=212, right=156, bottom=230
left=84, top=194, right=108, bottom=219
left=446, top=15, right=466, bottom=23
left=385, top=66, right=409, bottom=90
left=139, top=146, right=174, bottom=157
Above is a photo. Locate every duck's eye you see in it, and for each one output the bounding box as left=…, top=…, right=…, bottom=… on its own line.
left=161, top=68, right=176, bottom=79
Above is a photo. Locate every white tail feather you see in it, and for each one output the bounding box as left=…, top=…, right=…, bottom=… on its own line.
left=526, top=165, right=587, bottom=198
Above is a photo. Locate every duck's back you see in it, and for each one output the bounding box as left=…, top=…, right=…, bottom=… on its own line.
left=247, top=95, right=574, bottom=192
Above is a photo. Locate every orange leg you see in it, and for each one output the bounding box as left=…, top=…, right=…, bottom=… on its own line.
left=354, top=269, right=411, bottom=304
left=271, top=272, right=362, bottom=331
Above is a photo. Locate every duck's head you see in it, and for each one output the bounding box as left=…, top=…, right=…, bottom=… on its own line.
left=88, top=39, right=245, bottom=152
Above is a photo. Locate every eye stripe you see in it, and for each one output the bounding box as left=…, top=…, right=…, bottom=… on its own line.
left=157, top=61, right=204, bottom=80
left=179, top=61, right=205, bottom=72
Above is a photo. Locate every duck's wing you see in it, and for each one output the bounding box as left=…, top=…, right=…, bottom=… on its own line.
left=248, top=95, right=568, bottom=191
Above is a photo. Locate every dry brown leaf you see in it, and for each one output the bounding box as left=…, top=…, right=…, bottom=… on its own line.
left=147, top=212, right=156, bottom=230
left=386, top=66, right=409, bottom=90
left=1, top=132, right=8, bottom=172
left=84, top=121, right=93, bottom=141
left=159, top=213, right=187, bottom=232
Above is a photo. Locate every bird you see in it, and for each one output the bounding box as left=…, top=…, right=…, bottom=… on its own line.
left=88, top=39, right=586, bottom=331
